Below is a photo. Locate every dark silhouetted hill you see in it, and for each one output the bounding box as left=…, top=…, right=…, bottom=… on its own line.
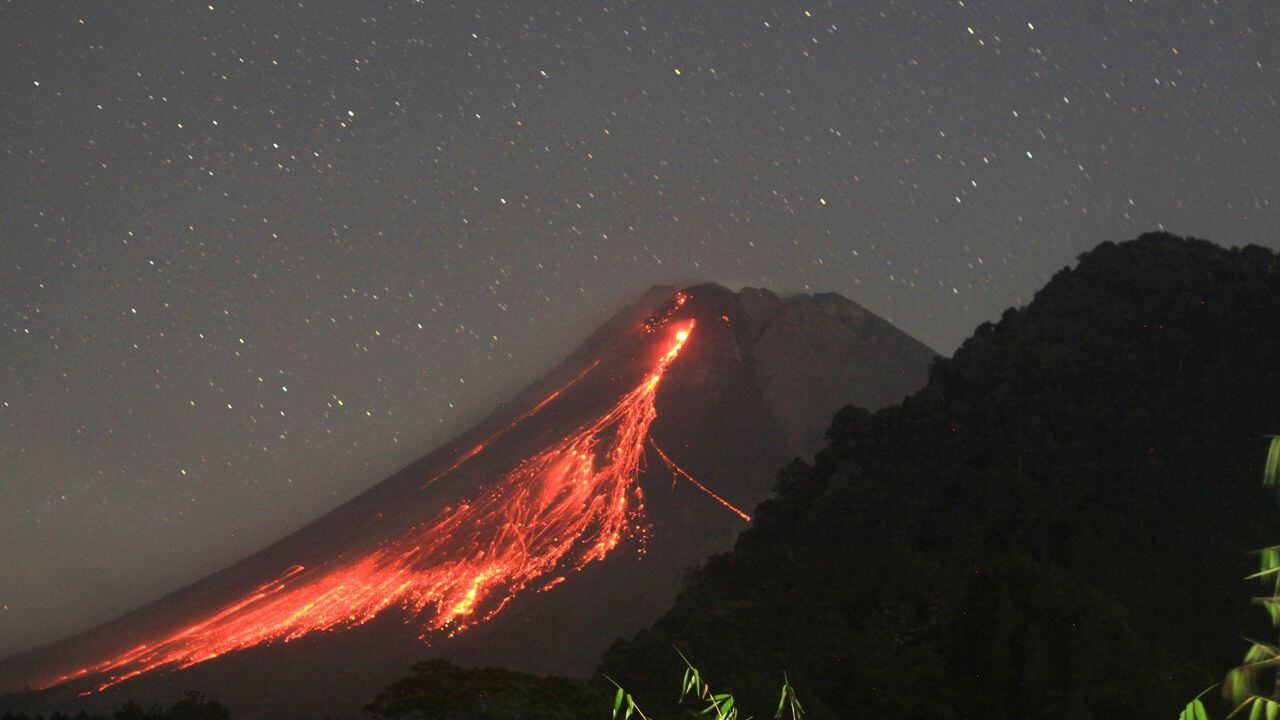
left=601, top=234, right=1280, bottom=719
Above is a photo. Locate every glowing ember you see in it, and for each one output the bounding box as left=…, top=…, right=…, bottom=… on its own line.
left=48, top=316, right=735, bottom=693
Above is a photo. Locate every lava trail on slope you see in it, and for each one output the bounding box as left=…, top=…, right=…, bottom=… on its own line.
left=44, top=313, right=747, bottom=694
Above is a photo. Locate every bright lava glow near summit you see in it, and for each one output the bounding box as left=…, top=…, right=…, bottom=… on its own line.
left=45, top=306, right=745, bottom=693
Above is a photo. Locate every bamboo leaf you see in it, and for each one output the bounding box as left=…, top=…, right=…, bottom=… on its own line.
left=1243, top=640, right=1280, bottom=663
left=1253, top=599, right=1280, bottom=626
left=1264, top=436, right=1280, bottom=487
left=1224, top=669, right=1255, bottom=706
left=1234, top=658, right=1280, bottom=674
left=1184, top=686, right=1219, bottom=720
left=1263, top=548, right=1280, bottom=594
left=1245, top=567, right=1280, bottom=581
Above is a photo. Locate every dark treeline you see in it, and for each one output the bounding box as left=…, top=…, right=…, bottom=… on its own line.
left=363, top=661, right=608, bottom=720
left=0, top=693, right=228, bottom=720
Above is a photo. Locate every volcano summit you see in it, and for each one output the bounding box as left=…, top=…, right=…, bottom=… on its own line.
left=1, top=284, right=935, bottom=719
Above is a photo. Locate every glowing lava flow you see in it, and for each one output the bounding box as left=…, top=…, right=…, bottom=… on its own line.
left=418, top=358, right=602, bottom=491
left=649, top=439, right=752, bottom=522
left=50, top=320, right=713, bottom=693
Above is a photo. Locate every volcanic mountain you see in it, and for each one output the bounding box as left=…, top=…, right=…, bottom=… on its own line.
left=0, top=283, right=935, bottom=719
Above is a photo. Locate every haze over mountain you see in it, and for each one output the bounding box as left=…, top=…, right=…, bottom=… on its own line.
left=0, top=283, right=934, bottom=720
left=601, top=234, right=1280, bottom=719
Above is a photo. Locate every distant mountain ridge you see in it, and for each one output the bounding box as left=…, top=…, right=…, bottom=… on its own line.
left=601, top=234, right=1280, bottom=719
left=0, top=283, right=935, bottom=720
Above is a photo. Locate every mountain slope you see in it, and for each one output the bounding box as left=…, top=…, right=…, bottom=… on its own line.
left=0, top=283, right=934, bottom=720
left=601, top=234, right=1280, bottom=719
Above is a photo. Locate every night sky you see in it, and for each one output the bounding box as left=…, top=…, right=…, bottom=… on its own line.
left=2, top=1, right=1277, bottom=657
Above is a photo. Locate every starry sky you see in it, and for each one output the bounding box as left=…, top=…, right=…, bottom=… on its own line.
left=2, top=1, right=1277, bottom=658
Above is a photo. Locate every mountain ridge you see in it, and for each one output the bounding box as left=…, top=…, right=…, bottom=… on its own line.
left=1, top=283, right=935, bottom=720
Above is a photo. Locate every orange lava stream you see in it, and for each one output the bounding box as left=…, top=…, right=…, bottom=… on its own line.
left=648, top=439, right=752, bottom=522
left=418, top=358, right=602, bottom=491
left=50, top=321, right=696, bottom=693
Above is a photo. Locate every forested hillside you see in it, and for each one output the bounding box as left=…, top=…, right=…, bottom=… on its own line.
left=601, top=234, right=1280, bottom=719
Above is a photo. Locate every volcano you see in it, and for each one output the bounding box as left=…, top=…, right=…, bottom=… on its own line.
left=0, top=284, right=935, bottom=719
